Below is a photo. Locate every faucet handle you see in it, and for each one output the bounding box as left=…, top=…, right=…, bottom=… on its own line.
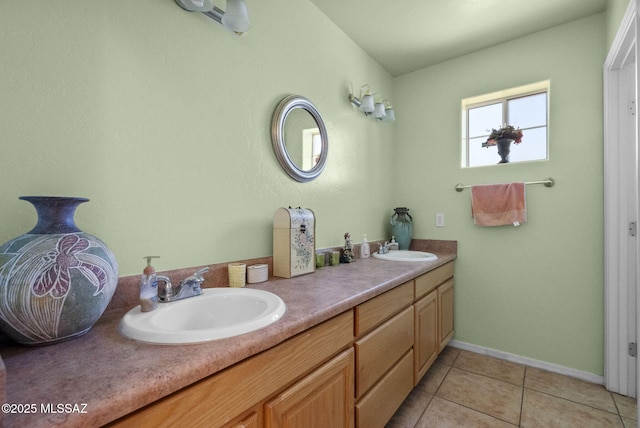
left=182, top=267, right=209, bottom=286
left=193, top=267, right=209, bottom=283
left=195, top=267, right=209, bottom=277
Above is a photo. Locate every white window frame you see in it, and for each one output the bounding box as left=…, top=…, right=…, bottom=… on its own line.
left=461, top=80, right=550, bottom=168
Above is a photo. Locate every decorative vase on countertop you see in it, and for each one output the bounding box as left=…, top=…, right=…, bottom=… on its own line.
left=390, top=207, right=413, bottom=250
left=0, top=196, right=118, bottom=345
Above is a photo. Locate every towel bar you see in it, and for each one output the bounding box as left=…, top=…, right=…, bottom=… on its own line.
left=455, top=178, right=555, bottom=192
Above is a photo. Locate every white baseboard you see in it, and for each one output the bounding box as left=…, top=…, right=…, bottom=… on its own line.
left=449, top=340, right=604, bottom=386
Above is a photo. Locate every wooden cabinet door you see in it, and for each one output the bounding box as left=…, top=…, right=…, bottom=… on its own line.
left=438, top=278, right=454, bottom=351
left=414, top=289, right=438, bottom=384
left=265, top=349, right=354, bottom=428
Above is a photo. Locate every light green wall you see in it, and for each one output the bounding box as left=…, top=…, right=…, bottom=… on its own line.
left=393, top=14, right=607, bottom=375
left=0, top=0, right=395, bottom=275
left=0, top=2, right=620, bottom=377
left=607, top=0, right=633, bottom=49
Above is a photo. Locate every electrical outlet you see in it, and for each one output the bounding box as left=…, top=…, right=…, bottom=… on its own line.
left=436, top=213, right=445, bottom=227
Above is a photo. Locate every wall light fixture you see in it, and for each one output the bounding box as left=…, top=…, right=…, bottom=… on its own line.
left=175, top=0, right=250, bottom=34
left=348, top=84, right=396, bottom=122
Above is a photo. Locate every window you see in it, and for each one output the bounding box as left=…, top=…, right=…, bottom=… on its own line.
left=462, top=81, right=549, bottom=167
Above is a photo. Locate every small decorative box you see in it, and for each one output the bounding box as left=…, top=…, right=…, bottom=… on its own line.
left=273, top=207, right=315, bottom=278
left=247, top=264, right=268, bottom=283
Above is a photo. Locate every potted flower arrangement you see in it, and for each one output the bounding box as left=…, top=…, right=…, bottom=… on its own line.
left=485, top=124, right=523, bottom=145
left=483, top=124, right=523, bottom=163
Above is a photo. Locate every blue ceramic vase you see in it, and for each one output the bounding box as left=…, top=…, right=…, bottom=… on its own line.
left=0, top=197, right=118, bottom=345
left=390, top=207, right=413, bottom=250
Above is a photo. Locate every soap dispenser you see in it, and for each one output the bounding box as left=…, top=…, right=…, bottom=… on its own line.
left=361, top=234, right=371, bottom=258
left=140, top=256, right=159, bottom=312
left=388, top=236, right=399, bottom=251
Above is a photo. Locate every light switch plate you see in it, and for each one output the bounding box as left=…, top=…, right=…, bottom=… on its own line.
left=436, top=213, right=445, bottom=227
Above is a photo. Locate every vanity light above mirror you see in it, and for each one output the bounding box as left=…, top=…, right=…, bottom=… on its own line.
left=175, top=0, right=250, bottom=34
left=348, top=84, right=396, bottom=122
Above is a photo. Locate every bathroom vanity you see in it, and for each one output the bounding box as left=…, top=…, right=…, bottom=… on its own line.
left=0, top=240, right=455, bottom=428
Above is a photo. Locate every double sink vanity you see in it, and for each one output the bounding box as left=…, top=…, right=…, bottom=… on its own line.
left=0, top=239, right=456, bottom=427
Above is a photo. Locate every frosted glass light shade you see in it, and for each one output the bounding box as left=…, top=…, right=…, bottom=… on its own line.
left=222, top=0, right=250, bottom=32
left=374, top=101, right=386, bottom=118
left=382, top=107, right=396, bottom=122
left=359, top=94, right=375, bottom=113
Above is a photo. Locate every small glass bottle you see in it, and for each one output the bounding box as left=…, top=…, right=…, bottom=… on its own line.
left=361, top=234, right=371, bottom=258
left=140, top=256, right=159, bottom=312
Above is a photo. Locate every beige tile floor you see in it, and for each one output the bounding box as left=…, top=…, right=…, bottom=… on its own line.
left=387, top=347, right=638, bottom=428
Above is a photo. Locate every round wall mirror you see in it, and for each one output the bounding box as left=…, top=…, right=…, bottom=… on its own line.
left=271, top=95, right=328, bottom=182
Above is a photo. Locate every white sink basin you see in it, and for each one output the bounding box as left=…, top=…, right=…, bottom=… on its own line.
left=119, top=288, right=286, bottom=344
left=372, top=250, right=438, bottom=262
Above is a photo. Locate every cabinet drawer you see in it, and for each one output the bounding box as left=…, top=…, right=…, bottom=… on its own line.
left=355, top=350, right=414, bottom=428
left=355, top=281, right=413, bottom=336
left=354, top=306, right=414, bottom=398
left=415, top=261, right=454, bottom=299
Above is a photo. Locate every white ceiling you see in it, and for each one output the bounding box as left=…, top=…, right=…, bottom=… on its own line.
left=309, top=0, right=609, bottom=76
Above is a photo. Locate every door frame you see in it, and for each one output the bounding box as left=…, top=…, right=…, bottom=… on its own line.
left=603, top=0, right=639, bottom=398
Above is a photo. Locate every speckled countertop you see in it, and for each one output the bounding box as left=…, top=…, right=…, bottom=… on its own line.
left=0, top=240, right=456, bottom=427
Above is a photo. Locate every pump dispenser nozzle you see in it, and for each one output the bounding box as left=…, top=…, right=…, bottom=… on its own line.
left=143, top=256, right=159, bottom=275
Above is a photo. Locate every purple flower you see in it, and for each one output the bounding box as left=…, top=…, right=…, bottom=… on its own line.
left=32, top=235, right=108, bottom=298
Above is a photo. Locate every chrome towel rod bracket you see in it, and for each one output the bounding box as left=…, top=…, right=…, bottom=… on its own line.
left=455, top=177, right=555, bottom=192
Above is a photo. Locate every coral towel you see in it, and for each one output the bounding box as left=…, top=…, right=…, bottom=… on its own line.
left=471, top=182, right=527, bottom=226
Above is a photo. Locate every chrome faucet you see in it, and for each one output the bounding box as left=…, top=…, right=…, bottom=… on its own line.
left=378, top=241, right=391, bottom=254
left=157, top=267, right=209, bottom=303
